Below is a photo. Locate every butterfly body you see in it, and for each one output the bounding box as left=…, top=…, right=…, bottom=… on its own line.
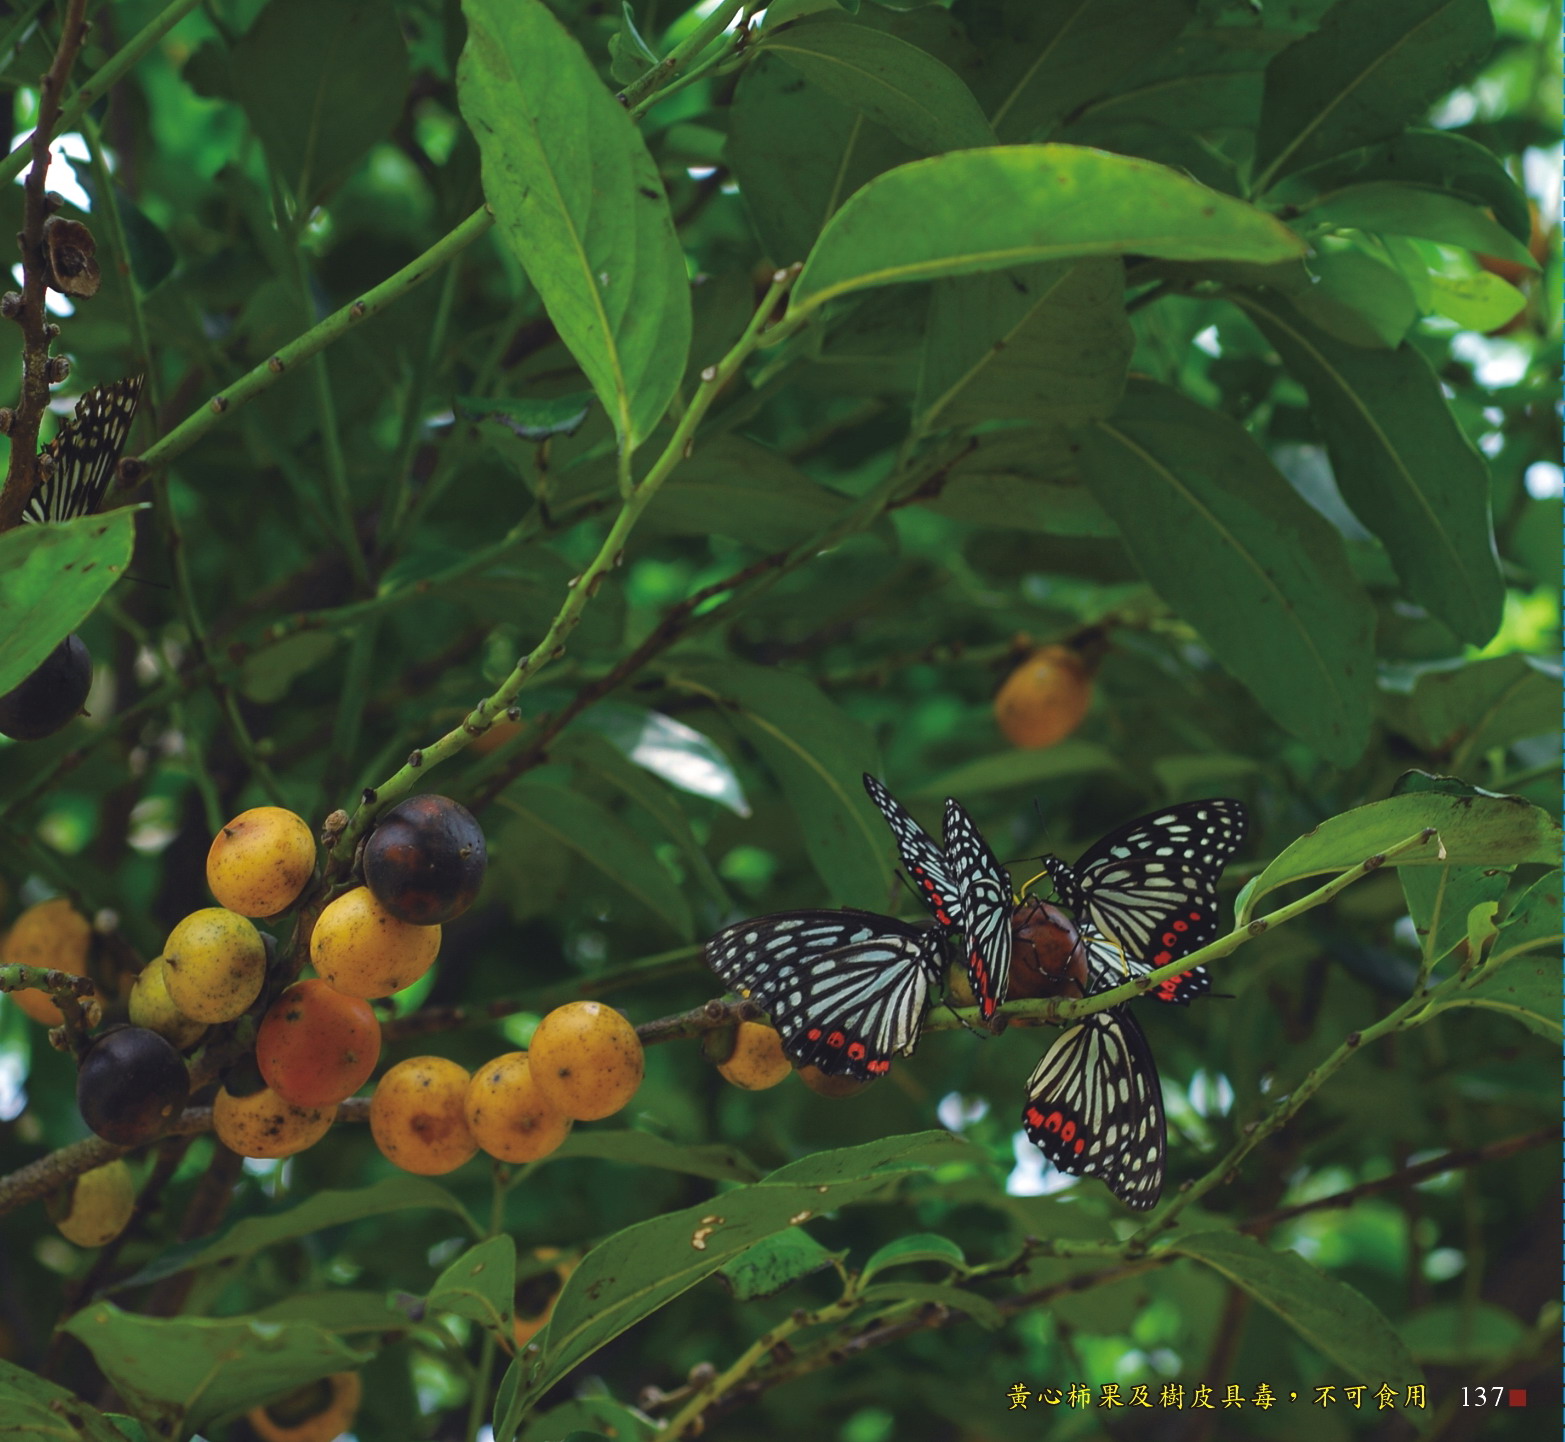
left=22, top=376, right=144, bottom=524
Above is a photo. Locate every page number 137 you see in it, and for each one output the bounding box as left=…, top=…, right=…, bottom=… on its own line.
left=1463, top=1388, right=1524, bottom=1407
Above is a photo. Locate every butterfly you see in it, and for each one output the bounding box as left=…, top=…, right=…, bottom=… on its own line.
left=862, top=774, right=1014, bottom=1019
left=1021, top=1003, right=1165, bottom=1210
left=22, top=375, right=145, bottom=524
left=705, top=909, right=947, bottom=1080
left=1036, top=799, right=1247, bottom=1004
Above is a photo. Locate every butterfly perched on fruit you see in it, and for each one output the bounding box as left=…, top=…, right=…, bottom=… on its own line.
left=1036, top=799, right=1247, bottom=1004
left=705, top=909, right=947, bottom=1080
left=862, top=774, right=1014, bottom=1019
left=22, top=375, right=144, bottom=524
left=1021, top=1002, right=1165, bottom=1210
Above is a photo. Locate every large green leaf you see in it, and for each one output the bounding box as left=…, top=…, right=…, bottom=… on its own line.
left=1381, top=655, right=1560, bottom=770
left=726, top=51, right=918, bottom=264
left=499, top=781, right=694, bottom=939
left=555, top=1128, right=763, bottom=1183
left=497, top=1132, right=971, bottom=1436
left=1171, top=1232, right=1422, bottom=1384
left=1291, top=246, right=1418, bottom=349
left=915, top=259, right=1132, bottom=431
left=670, top=662, right=892, bottom=909
left=1235, top=290, right=1503, bottom=646
left=1275, top=129, right=1532, bottom=243
left=789, top=145, right=1307, bottom=317
left=459, top=0, right=690, bottom=452
left=428, top=1234, right=516, bottom=1340
left=1076, top=380, right=1377, bottom=765
left=759, top=18, right=996, bottom=155
left=1400, top=864, right=1513, bottom=966
left=1252, top=0, right=1495, bottom=190
left=62, top=1303, right=372, bottom=1434
left=1236, top=792, right=1561, bottom=923
left=0, top=511, right=137, bottom=695
left=964, top=0, right=1197, bottom=143
left=1307, top=183, right=1538, bottom=269
left=0, top=1358, right=125, bottom=1442
left=230, top=0, right=409, bottom=202
left=720, top=1228, right=845, bottom=1300
left=111, top=1176, right=478, bottom=1289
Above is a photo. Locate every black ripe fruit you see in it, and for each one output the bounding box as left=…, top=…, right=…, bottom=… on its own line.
left=0, top=634, right=91, bottom=741
left=363, top=794, right=487, bottom=925
left=76, top=1025, right=190, bottom=1145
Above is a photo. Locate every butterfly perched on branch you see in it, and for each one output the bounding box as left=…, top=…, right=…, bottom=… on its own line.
left=21, top=375, right=145, bottom=524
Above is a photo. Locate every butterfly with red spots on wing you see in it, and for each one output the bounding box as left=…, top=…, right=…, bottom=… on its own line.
left=1037, top=799, right=1247, bottom=1004
left=862, top=774, right=1014, bottom=1020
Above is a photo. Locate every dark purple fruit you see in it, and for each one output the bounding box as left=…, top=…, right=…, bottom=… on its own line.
left=76, top=1025, right=190, bottom=1146
left=0, top=634, right=92, bottom=741
left=363, top=794, right=487, bottom=926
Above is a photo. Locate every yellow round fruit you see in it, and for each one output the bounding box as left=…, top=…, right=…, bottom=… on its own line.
left=128, top=956, right=206, bottom=1050
left=464, top=1052, right=572, bottom=1163
left=247, top=1372, right=362, bottom=1442
left=2, top=897, right=94, bottom=1025
left=369, top=1056, right=477, bottom=1176
left=716, top=1021, right=792, bottom=1091
left=161, top=908, right=268, bottom=1023
left=49, top=1160, right=135, bottom=1247
left=206, top=806, right=317, bottom=917
left=309, top=887, right=440, bottom=1000
left=994, top=644, right=1094, bottom=750
left=527, top=1001, right=644, bottom=1121
left=213, top=1085, right=335, bottom=1159
left=513, top=1247, right=576, bottom=1347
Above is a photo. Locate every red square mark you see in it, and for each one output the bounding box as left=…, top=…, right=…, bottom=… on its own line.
left=1507, top=1390, right=1527, bottom=1408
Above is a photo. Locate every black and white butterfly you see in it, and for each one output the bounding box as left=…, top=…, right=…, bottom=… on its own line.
left=1038, top=799, right=1247, bottom=1004
left=22, top=375, right=144, bottom=524
left=1021, top=1004, right=1165, bottom=1210
left=705, top=909, right=947, bottom=1080
left=863, top=774, right=1013, bottom=1019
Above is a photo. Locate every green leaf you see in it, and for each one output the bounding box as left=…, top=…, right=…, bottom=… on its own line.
left=237, top=631, right=338, bottom=705
left=498, top=1132, right=970, bottom=1435
left=860, top=1231, right=967, bottom=1284
left=608, top=1, right=658, bottom=85
left=726, top=51, right=918, bottom=264
left=577, top=703, right=750, bottom=817
left=112, top=1176, right=478, bottom=1289
left=969, top=0, right=1197, bottom=144
left=0, top=511, right=136, bottom=695
left=720, top=1228, right=845, bottom=1299
left=641, top=435, right=852, bottom=548
left=913, top=742, right=1120, bottom=798
left=789, top=145, right=1308, bottom=317
left=854, top=1280, right=1004, bottom=1330
left=1252, top=0, right=1495, bottom=190
left=1425, top=271, right=1528, bottom=331
left=669, top=662, right=891, bottom=909
left=1400, top=864, right=1513, bottom=966
left=499, top=781, right=694, bottom=939
left=456, top=393, right=594, bottom=440
left=1171, top=1231, right=1422, bottom=1384
left=1292, top=247, right=1418, bottom=349
left=0, top=1357, right=126, bottom=1442
left=1400, top=1302, right=1530, bottom=1364
left=1383, top=655, right=1560, bottom=770
left=429, top=1234, right=516, bottom=1339
left=1235, top=290, right=1504, bottom=646
left=759, top=18, right=996, bottom=155
left=459, top=0, right=691, bottom=452
left=1427, top=941, right=1561, bottom=1043
left=254, top=1291, right=414, bottom=1337
left=915, top=259, right=1133, bottom=430
left=555, top=1128, right=763, bottom=1183
left=1236, top=792, right=1561, bottom=923
left=61, top=1303, right=371, bottom=1433
left=1076, top=379, right=1377, bottom=765
left=1489, top=868, right=1563, bottom=967
left=1276, top=129, right=1533, bottom=244
left=521, top=1400, right=655, bottom=1442
left=230, top=0, right=409, bottom=203
left=1307, top=184, right=1539, bottom=270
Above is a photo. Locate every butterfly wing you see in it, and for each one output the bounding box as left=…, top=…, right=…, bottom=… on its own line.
left=1071, top=800, right=1247, bottom=1005
left=706, top=909, right=943, bottom=1080
left=23, top=376, right=144, bottom=524
left=941, top=798, right=1014, bottom=1019
left=1021, top=1005, right=1166, bottom=1210
left=862, top=774, right=962, bottom=929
